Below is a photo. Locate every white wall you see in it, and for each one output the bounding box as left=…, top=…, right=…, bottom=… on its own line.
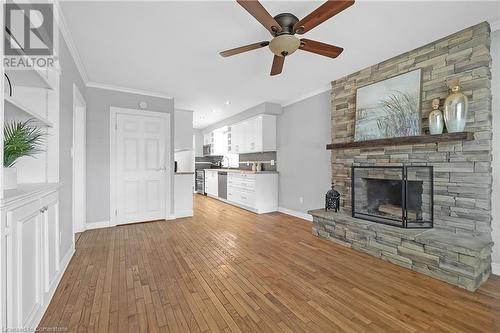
left=193, top=129, right=204, bottom=157
left=491, top=29, right=500, bottom=275
left=175, top=150, right=194, bottom=172
left=276, top=91, right=331, bottom=220
left=59, top=33, right=86, bottom=260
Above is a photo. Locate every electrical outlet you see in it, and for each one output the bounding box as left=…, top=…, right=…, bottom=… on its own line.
left=299, top=197, right=304, bottom=204
left=246, top=161, right=249, bottom=166
left=270, top=160, right=275, bottom=166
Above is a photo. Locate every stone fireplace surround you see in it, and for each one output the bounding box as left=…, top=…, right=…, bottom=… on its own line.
left=309, top=22, right=493, bottom=291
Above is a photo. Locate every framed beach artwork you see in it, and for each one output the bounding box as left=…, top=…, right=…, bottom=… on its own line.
left=354, top=69, right=422, bottom=141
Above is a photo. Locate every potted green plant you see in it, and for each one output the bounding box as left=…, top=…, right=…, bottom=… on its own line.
left=3, top=119, right=46, bottom=190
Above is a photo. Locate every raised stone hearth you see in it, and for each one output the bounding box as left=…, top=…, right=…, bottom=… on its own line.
left=309, top=209, right=492, bottom=291
left=318, top=22, right=494, bottom=291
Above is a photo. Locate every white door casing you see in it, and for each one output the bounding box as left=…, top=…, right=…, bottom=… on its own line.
left=72, top=84, right=86, bottom=234
left=110, top=107, right=171, bottom=226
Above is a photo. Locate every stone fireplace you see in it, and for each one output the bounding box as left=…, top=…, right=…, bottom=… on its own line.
left=352, top=165, right=433, bottom=228
left=309, top=22, right=493, bottom=291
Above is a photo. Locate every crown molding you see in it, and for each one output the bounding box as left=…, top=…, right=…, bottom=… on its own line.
left=282, top=84, right=331, bottom=107
left=490, top=18, right=500, bottom=32
left=87, top=81, right=174, bottom=100
left=54, top=0, right=89, bottom=83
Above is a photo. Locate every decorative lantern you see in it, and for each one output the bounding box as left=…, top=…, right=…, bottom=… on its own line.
left=325, top=183, right=340, bottom=212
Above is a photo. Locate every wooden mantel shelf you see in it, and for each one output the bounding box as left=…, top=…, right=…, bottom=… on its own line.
left=326, top=132, right=474, bottom=150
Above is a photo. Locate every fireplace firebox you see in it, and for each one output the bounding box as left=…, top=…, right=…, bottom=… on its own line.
left=351, top=165, right=433, bottom=228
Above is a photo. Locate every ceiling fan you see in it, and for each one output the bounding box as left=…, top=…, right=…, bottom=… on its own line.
left=220, top=0, right=355, bottom=76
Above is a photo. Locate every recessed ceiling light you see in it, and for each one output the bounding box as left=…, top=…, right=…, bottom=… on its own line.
left=225, top=101, right=231, bottom=105
left=212, top=109, right=216, bottom=113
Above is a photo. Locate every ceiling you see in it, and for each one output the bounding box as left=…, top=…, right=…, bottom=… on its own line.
left=60, top=1, right=500, bottom=129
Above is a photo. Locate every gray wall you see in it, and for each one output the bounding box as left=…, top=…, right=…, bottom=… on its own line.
left=58, top=34, right=86, bottom=259
left=276, top=91, right=331, bottom=215
left=491, top=29, right=500, bottom=272
left=193, top=129, right=203, bottom=157
left=202, top=102, right=282, bottom=134
left=86, top=87, right=174, bottom=224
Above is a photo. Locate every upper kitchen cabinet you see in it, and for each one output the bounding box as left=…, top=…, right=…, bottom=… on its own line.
left=174, top=110, right=193, bottom=151
left=231, top=114, right=276, bottom=154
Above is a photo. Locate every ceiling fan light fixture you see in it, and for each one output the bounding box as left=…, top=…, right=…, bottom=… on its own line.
left=269, top=34, right=300, bottom=57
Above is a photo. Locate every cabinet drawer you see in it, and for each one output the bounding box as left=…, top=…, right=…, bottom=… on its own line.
left=228, top=189, right=255, bottom=207
left=230, top=181, right=254, bottom=191
left=228, top=182, right=255, bottom=193
left=237, top=191, right=255, bottom=207
left=232, top=173, right=255, bottom=180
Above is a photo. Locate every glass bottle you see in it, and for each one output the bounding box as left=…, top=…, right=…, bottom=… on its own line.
left=444, top=79, right=468, bottom=133
left=428, top=98, right=444, bottom=135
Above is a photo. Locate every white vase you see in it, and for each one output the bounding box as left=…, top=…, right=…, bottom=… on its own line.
left=4, top=167, right=17, bottom=190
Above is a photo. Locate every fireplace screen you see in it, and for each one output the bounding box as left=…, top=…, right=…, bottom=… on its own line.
left=351, top=166, right=433, bottom=228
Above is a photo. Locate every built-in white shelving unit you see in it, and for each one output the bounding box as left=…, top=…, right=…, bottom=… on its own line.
left=1, top=4, right=67, bottom=331
left=2, top=48, right=60, bottom=195
left=5, top=68, right=54, bottom=90
left=4, top=95, right=54, bottom=127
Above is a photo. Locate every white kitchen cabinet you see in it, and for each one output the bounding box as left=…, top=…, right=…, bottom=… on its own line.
left=1, top=184, right=70, bottom=331
left=204, top=170, right=218, bottom=197
left=212, top=130, right=225, bottom=155
left=231, top=122, right=245, bottom=154
left=227, top=172, right=278, bottom=213
left=174, top=110, right=193, bottom=151
left=231, top=114, right=276, bottom=154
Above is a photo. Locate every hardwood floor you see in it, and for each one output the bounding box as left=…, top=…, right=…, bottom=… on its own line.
left=39, top=194, right=500, bottom=333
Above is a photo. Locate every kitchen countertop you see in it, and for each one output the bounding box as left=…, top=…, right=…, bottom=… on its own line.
left=204, top=168, right=278, bottom=174
left=175, top=171, right=194, bottom=175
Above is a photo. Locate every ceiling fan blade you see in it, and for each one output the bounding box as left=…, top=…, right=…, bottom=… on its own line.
left=294, top=0, right=355, bottom=34
left=220, top=41, right=269, bottom=57
left=299, top=39, right=343, bottom=58
left=237, top=0, right=282, bottom=35
left=270, top=55, right=285, bottom=76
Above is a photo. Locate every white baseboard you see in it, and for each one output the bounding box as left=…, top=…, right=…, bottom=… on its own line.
left=174, top=210, right=194, bottom=218
left=278, top=207, right=313, bottom=222
left=492, top=262, right=500, bottom=276
left=86, top=220, right=111, bottom=230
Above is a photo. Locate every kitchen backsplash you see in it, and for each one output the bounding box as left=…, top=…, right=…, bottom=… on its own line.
left=195, top=152, right=277, bottom=171
left=194, top=155, right=223, bottom=169
left=238, top=152, right=277, bottom=171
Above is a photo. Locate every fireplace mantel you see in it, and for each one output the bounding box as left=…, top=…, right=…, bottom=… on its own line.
left=326, top=132, right=474, bottom=150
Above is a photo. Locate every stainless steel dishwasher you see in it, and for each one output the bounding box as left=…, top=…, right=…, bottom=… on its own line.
left=218, top=171, right=227, bottom=199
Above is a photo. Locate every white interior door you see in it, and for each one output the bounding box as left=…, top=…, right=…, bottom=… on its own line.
left=114, top=110, right=169, bottom=224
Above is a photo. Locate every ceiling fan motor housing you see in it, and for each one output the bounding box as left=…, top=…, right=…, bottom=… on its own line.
left=273, top=13, right=299, bottom=35
left=269, top=13, right=301, bottom=57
